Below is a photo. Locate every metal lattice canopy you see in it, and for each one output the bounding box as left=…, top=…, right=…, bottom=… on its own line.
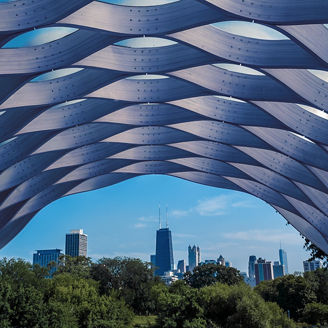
left=0, top=0, right=328, bottom=252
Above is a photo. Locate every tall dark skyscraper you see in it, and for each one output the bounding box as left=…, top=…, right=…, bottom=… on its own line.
left=279, top=248, right=288, bottom=274
left=155, top=227, right=174, bottom=276
left=65, top=229, right=87, bottom=257
left=255, top=258, right=274, bottom=285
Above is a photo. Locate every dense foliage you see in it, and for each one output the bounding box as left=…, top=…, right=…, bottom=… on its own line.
left=152, top=280, right=296, bottom=328
left=0, top=257, right=327, bottom=327
left=184, top=263, right=243, bottom=288
left=255, top=269, right=328, bottom=324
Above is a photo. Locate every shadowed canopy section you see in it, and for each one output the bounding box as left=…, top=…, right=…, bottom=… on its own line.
left=0, top=0, right=328, bottom=253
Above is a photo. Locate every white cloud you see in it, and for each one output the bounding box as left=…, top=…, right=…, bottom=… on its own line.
left=170, top=209, right=190, bottom=217
left=231, top=200, right=255, bottom=208
left=223, top=229, right=303, bottom=245
left=134, top=223, right=147, bottom=229
left=170, top=194, right=257, bottom=218
left=137, top=216, right=157, bottom=222
left=195, top=195, right=229, bottom=216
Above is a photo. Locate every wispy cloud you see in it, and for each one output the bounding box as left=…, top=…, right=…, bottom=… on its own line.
left=134, top=223, right=147, bottom=229
left=170, top=194, right=256, bottom=218
left=137, top=216, right=157, bottom=223
left=170, top=209, right=190, bottom=217
left=223, top=229, right=303, bottom=245
left=174, top=233, right=196, bottom=239
left=231, top=200, right=255, bottom=208
left=195, top=195, right=229, bottom=216
left=132, top=216, right=158, bottom=229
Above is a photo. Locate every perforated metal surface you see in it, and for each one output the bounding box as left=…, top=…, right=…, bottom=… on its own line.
left=0, top=0, right=328, bottom=251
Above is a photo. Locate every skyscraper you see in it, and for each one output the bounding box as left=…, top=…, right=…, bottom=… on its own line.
left=33, top=249, right=62, bottom=276
left=150, top=254, right=156, bottom=269
left=65, top=229, right=87, bottom=257
left=155, top=227, right=174, bottom=276
left=279, top=248, right=288, bottom=274
left=273, top=261, right=285, bottom=279
left=188, top=245, right=200, bottom=272
left=303, top=260, right=323, bottom=272
left=255, top=258, right=274, bottom=285
left=177, top=259, right=186, bottom=273
left=248, top=255, right=257, bottom=279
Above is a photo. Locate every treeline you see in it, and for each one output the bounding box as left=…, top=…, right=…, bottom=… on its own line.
left=0, top=256, right=327, bottom=327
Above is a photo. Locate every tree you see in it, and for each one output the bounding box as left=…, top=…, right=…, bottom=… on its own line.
left=153, top=281, right=296, bottom=328
left=47, top=273, right=134, bottom=328
left=91, top=257, right=161, bottom=314
left=302, top=236, right=328, bottom=265
left=302, top=302, right=328, bottom=325
left=153, top=280, right=204, bottom=328
left=304, top=268, right=328, bottom=304
left=184, top=263, right=243, bottom=288
left=255, top=275, right=317, bottom=320
left=200, top=283, right=296, bottom=328
left=55, top=255, right=92, bottom=279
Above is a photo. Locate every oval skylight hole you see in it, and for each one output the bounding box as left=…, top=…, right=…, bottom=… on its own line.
left=31, top=68, right=84, bottom=82
left=2, top=27, right=78, bottom=48
left=212, top=21, right=288, bottom=40
left=214, top=63, right=265, bottom=76
left=100, top=0, right=179, bottom=5
left=115, top=37, right=177, bottom=48
left=127, top=74, right=169, bottom=80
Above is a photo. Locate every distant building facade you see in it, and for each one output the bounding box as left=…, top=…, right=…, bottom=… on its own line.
left=155, top=227, right=174, bottom=276
left=279, top=248, right=288, bottom=274
left=188, top=245, right=200, bottom=272
left=33, top=249, right=62, bottom=276
left=217, top=255, right=225, bottom=266
left=240, top=272, right=256, bottom=288
left=273, top=261, right=285, bottom=279
left=150, top=254, right=156, bottom=270
left=303, top=260, right=323, bottom=272
left=248, top=255, right=257, bottom=280
left=255, top=258, right=274, bottom=285
left=161, top=271, right=179, bottom=285
left=225, top=261, right=232, bottom=268
left=177, top=259, right=186, bottom=273
left=205, top=260, right=216, bottom=265
left=65, top=229, right=87, bottom=257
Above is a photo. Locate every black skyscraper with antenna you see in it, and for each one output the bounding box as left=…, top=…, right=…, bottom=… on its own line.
left=155, top=205, right=174, bottom=276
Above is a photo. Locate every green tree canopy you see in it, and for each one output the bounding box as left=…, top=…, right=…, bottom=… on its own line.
left=304, top=268, right=328, bottom=304
left=184, top=263, right=243, bottom=288
left=255, top=275, right=317, bottom=320
left=90, top=257, right=161, bottom=314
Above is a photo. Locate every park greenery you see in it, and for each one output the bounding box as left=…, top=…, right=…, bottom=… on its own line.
left=0, top=256, right=327, bottom=327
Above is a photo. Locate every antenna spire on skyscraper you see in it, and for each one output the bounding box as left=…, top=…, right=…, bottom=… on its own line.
left=158, top=204, right=161, bottom=229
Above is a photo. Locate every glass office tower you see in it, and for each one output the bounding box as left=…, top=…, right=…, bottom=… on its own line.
left=155, top=227, right=174, bottom=276
left=279, top=248, right=288, bottom=274
left=33, top=249, right=62, bottom=276
left=248, top=255, right=257, bottom=279
left=65, top=229, right=87, bottom=257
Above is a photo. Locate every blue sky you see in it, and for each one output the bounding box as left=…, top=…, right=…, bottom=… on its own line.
left=0, top=1, right=313, bottom=273
left=0, top=175, right=309, bottom=273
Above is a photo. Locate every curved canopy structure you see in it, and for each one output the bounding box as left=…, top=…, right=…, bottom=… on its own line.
left=0, top=0, right=328, bottom=252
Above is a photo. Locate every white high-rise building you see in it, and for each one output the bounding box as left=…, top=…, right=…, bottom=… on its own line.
left=65, top=229, right=87, bottom=257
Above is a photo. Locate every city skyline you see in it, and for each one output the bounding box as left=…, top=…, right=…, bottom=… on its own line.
left=0, top=175, right=310, bottom=273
